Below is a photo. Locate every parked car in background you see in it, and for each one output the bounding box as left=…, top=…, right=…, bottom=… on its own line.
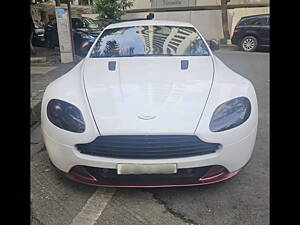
left=44, top=18, right=59, bottom=48
left=44, top=17, right=103, bottom=56
left=231, top=14, right=269, bottom=52
left=32, top=20, right=45, bottom=47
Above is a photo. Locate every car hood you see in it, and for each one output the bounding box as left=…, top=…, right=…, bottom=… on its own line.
left=83, top=56, right=214, bottom=135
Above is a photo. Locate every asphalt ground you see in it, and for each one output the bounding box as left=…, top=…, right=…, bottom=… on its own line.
left=30, top=48, right=269, bottom=225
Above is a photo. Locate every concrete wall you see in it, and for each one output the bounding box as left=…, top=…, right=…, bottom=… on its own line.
left=155, top=10, right=225, bottom=40
left=227, top=0, right=269, bottom=4
left=196, top=0, right=270, bottom=6
left=129, top=0, right=269, bottom=9
left=130, top=0, right=151, bottom=9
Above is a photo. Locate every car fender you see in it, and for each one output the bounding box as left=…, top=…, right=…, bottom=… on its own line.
left=194, top=55, right=258, bottom=145
left=41, top=59, right=100, bottom=146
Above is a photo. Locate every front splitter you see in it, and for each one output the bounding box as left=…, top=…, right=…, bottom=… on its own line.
left=52, top=163, right=244, bottom=188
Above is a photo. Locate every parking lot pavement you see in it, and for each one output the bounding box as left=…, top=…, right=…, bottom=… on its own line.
left=30, top=150, right=190, bottom=225
left=30, top=61, right=77, bottom=126
left=30, top=50, right=269, bottom=225
left=30, top=62, right=76, bottom=108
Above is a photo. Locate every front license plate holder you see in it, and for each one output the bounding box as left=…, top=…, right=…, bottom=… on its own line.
left=117, top=163, right=177, bottom=175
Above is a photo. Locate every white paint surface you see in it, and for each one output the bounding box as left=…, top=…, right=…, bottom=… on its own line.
left=70, top=188, right=115, bottom=225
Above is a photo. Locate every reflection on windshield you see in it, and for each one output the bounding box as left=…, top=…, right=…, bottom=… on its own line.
left=90, top=26, right=209, bottom=58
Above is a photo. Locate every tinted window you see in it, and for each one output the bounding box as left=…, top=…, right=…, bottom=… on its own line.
left=240, top=17, right=259, bottom=26
left=259, top=17, right=268, bottom=26
left=72, top=19, right=83, bottom=28
left=240, top=16, right=269, bottom=26
left=90, top=26, right=210, bottom=58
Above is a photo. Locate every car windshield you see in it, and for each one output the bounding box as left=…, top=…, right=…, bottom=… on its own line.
left=82, top=18, right=98, bottom=28
left=90, top=25, right=210, bottom=58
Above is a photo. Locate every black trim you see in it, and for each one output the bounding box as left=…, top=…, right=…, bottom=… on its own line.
left=78, top=165, right=215, bottom=186
left=76, top=135, right=220, bottom=159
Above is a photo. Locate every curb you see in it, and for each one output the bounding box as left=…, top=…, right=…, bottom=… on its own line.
left=31, top=57, right=47, bottom=63
left=219, top=44, right=237, bottom=48
left=31, top=101, right=42, bottom=127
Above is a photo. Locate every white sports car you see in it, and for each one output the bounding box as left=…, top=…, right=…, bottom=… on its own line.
left=41, top=20, right=258, bottom=187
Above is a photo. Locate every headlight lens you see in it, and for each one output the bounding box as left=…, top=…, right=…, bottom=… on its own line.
left=209, top=97, right=251, bottom=132
left=47, top=99, right=85, bottom=133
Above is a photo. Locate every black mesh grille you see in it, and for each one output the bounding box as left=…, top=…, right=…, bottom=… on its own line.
left=76, top=135, right=220, bottom=159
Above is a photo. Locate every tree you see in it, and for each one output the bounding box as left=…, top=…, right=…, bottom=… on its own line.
left=93, top=0, right=133, bottom=25
left=221, top=0, right=230, bottom=40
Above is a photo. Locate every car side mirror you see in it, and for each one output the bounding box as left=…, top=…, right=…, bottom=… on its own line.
left=209, top=39, right=220, bottom=51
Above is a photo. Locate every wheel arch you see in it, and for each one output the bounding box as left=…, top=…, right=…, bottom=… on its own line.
left=239, top=31, right=260, bottom=46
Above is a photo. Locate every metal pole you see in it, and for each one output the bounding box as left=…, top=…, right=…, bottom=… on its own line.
left=67, top=0, right=76, bottom=62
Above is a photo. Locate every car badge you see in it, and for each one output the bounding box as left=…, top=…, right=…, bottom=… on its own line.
left=138, top=115, right=156, bottom=120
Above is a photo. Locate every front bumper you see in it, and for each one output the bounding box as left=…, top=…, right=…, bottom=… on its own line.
left=53, top=163, right=244, bottom=188
left=42, top=124, right=256, bottom=187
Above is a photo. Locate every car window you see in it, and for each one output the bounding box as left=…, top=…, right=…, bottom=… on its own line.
left=259, top=17, right=268, bottom=26
left=240, top=17, right=259, bottom=26
left=72, top=19, right=84, bottom=28
left=90, top=25, right=210, bottom=58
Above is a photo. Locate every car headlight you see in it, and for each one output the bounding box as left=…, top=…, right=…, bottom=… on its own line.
left=209, top=97, right=251, bottom=132
left=47, top=99, right=85, bottom=133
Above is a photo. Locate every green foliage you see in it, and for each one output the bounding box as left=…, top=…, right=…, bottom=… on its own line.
left=93, top=0, right=134, bottom=25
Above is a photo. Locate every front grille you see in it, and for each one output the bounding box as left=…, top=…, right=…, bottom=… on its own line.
left=76, top=135, right=220, bottom=159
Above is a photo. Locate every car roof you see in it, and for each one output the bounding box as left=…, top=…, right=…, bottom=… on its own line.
left=241, top=14, right=269, bottom=20
left=105, top=20, right=194, bottom=29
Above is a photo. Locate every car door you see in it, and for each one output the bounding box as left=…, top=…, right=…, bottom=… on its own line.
left=258, top=16, right=269, bottom=46
left=260, top=16, right=270, bottom=45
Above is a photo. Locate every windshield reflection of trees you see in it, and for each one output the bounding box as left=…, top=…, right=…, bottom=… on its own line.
left=103, top=40, right=120, bottom=56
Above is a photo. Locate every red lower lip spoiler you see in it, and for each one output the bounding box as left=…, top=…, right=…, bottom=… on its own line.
left=53, top=163, right=245, bottom=188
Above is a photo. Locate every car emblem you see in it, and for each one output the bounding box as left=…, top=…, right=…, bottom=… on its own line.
left=138, top=115, right=156, bottom=120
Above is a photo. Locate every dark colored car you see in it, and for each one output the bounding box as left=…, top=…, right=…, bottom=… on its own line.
left=231, top=14, right=269, bottom=52
left=32, top=21, right=46, bottom=47
left=44, top=18, right=59, bottom=48
left=44, top=17, right=102, bottom=56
